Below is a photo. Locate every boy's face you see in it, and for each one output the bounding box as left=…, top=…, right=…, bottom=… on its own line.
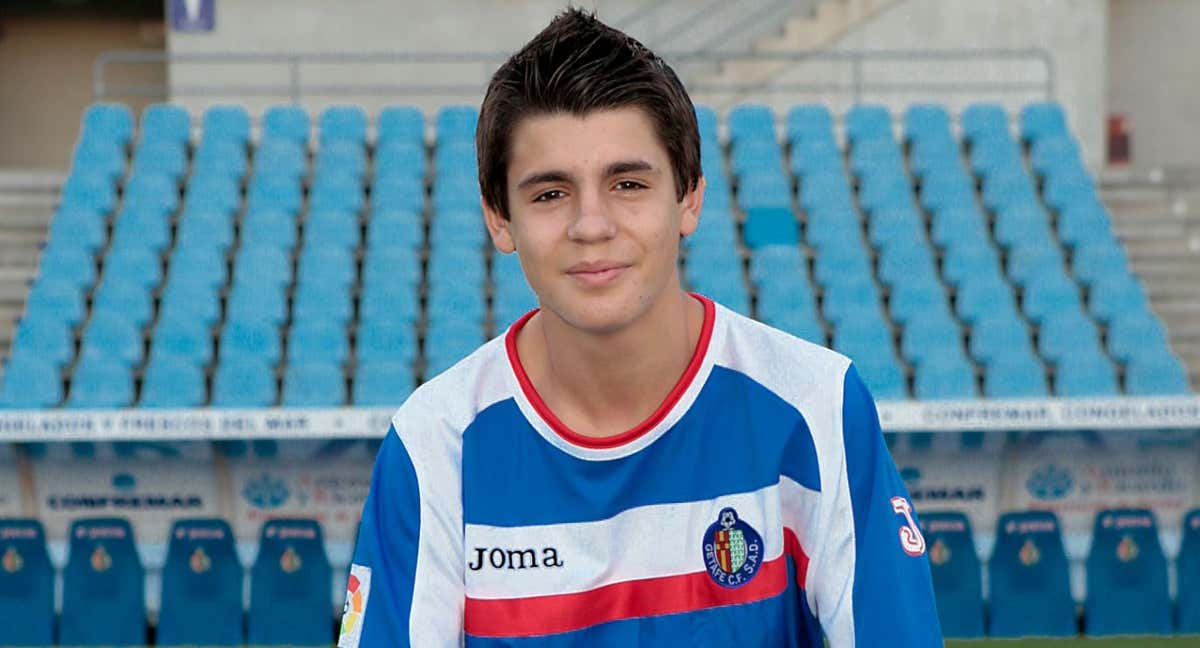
left=483, top=107, right=704, bottom=335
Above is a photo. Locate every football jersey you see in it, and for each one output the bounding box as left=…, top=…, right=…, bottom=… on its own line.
left=339, top=296, right=941, bottom=647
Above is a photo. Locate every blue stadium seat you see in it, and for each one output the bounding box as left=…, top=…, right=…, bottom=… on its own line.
left=730, top=138, right=784, bottom=178
left=227, top=281, right=288, bottom=326
left=1105, top=310, right=1169, bottom=364
left=789, top=139, right=840, bottom=178
left=0, top=519, right=54, bottom=646
left=110, top=206, right=171, bottom=253
left=969, top=312, right=1033, bottom=365
left=212, top=360, right=277, bottom=407
left=61, top=171, right=117, bottom=214
left=140, top=103, right=191, bottom=146
left=878, top=246, right=938, bottom=289
left=232, top=247, right=291, bottom=290
left=91, top=278, right=153, bottom=329
left=785, top=104, right=834, bottom=144
left=377, top=105, right=425, bottom=145
left=1037, top=309, right=1101, bottom=364
left=903, top=104, right=951, bottom=143
left=318, top=104, right=367, bottom=145
left=22, top=278, right=86, bottom=328
left=368, top=209, right=425, bottom=250
left=866, top=206, right=924, bottom=251
left=192, top=141, right=247, bottom=185
left=293, top=281, right=353, bottom=327
left=201, top=105, right=251, bottom=145
left=1021, top=273, right=1082, bottom=325
left=297, top=246, right=356, bottom=290
left=241, top=209, right=298, bottom=251
left=1043, top=174, right=1097, bottom=214
left=961, top=103, right=1009, bottom=144
left=939, top=240, right=1000, bottom=287
left=184, top=171, right=242, bottom=215
left=220, top=319, right=282, bottom=366
left=79, top=312, right=144, bottom=368
left=10, top=315, right=75, bottom=369
left=1125, top=352, right=1192, bottom=395
left=36, top=243, right=97, bottom=290
left=353, top=360, right=415, bottom=406
left=1088, top=272, right=1149, bottom=324
left=954, top=277, right=1017, bottom=325
left=742, top=207, right=799, bottom=248
left=283, top=362, right=346, bottom=407
left=1005, top=242, right=1065, bottom=288
left=122, top=172, right=178, bottom=214
left=157, top=518, right=244, bottom=646
left=248, top=519, right=333, bottom=647
left=424, top=321, right=485, bottom=376
left=68, top=355, right=134, bottom=408
left=60, top=517, right=146, bottom=647
left=913, top=354, right=977, bottom=400
left=375, top=141, right=426, bottom=183
left=1058, top=199, right=1116, bottom=250
left=149, top=317, right=213, bottom=368
left=176, top=208, right=235, bottom=252
left=359, top=283, right=422, bottom=327
left=918, top=512, right=983, bottom=638
left=1020, top=101, right=1069, bottom=142
left=254, top=139, right=309, bottom=180
left=989, top=511, right=1076, bottom=637
left=888, top=282, right=949, bottom=327
left=0, top=356, right=62, bottom=408
left=1071, top=240, right=1127, bottom=288
left=288, top=321, right=349, bottom=366
left=140, top=357, right=206, bottom=407
left=263, top=105, right=310, bottom=144
left=81, top=102, right=135, bottom=144
left=70, top=139, right=127, bottom=184
left=356, top=320, right=418, bottom=366
left=851, top=354, right=908, bottom=400
left=435, top=105, right=478, bottom=140
left=1084, top=509, right=1171, bottom=636
left=984, top=352, right=1048, bottom=398
left=247, top=171, right=303, bottom=214
left=131, top=139, right=187, bottom=181
left=737, top=173, right=791, bottom=211
left=727, top=103, right=775, bottom=142
left=1029, top=135, right=1082, bottom=176
left=1055, top=349, right=1119, bottom=397
left=47, top=206, right=107, bottom=253
left=169, top=241, right=231, bottom=290
left=158, top=277, right=221, bottom=328
left=1179, top=509, right=1200, bottom=633
left=845, top=104, right=892, bottom=144
left=309, top=173, right=365, bottom=214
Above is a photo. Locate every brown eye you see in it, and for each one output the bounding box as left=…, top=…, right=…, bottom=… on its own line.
left=615, top=180, right=646, bottom=191
left=533, top=189, right=565, bottom=202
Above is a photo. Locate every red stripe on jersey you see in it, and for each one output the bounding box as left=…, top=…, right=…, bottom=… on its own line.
left=464, top=552, right=788, bottom=638
left=505, top=294, right=716, bottom=450
left=783, top=526, right=810, bottom=589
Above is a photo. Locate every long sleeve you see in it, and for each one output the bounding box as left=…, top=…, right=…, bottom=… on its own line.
left=339, top=424, right=464, bottom=647
left=812, top=365, right=942, bottom=646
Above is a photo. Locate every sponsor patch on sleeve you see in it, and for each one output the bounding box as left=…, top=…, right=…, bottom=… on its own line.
left=338, top=564, right=372, bottom=648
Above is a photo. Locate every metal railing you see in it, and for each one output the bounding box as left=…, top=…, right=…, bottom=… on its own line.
left=93, top=47, right=1055, bottom=107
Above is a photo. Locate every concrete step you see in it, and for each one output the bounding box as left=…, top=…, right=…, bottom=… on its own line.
left=0, top=205, right=55, bottom=229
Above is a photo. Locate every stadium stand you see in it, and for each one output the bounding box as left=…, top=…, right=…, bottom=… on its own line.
left=1, top=99, right=1191, bottom=408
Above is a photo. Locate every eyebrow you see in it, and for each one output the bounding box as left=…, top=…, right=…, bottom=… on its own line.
left=515, top=159, right=657, bottom=190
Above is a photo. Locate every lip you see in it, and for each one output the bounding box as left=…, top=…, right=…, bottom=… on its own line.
left=566, top=260, right=631, bottom=287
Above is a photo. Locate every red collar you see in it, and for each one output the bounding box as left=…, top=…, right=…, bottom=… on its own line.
left=505, top=294, right=716, bottom=450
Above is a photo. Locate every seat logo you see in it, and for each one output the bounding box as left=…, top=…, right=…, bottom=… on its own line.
left=91, top=545, right=112, bottom=572
left=280, top=546, right=302, bottom=573
left=702, top=507, right=763, bottom=588
left=189, top=547, right=211, bottom=574
left=1, top=547, right=22, bottom=573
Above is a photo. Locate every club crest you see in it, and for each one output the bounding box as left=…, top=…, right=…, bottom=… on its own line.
left=702, top=507, right=763, bottom=589
left=280, top=546, right=302, bottom=573
left=190, top=547, right=212, bottom=574
left=91, top=545, right=112, bottom=572
left=1018, top=538, right=1041, bottom=567
left=929, top=539, right=952, bottom=566
left=1, top=547, right=22, bottom=573
left=1117, top=535, right=1139, bottom=563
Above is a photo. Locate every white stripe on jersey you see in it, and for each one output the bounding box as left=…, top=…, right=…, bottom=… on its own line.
left=464, top=482, right=786, bottom=600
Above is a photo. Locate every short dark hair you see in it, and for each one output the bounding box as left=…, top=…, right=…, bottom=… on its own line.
left=476, top=8, right=701, bottom=219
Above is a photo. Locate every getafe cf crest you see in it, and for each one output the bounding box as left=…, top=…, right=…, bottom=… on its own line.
left=1117, top=535, right=1139, bottom=563
left=929, top=539, right=951, bottom=566
left=1, top=547, right=22, bottom=573
left=189, top=547, right=212, bottom=574
left=1018, top=539, right=1041, bottom=567
left=702, top=507, right=763, bottom=588
left=91, top=545, right=112, bottom=572
left=280, top=546, right=302, bottom=573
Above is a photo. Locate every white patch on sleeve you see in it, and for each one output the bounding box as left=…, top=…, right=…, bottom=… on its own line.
left=337, top=564, right=372, bottom=648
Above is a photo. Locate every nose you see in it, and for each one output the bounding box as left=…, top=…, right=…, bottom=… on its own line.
left=566, top=185, right=617, bottom=243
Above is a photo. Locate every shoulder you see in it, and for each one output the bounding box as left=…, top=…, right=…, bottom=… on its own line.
left=712, top=303, right=852, bottom=400
left=388, top=335, right=514, bottom=442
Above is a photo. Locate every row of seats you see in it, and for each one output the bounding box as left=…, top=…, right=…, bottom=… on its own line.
left=2, top=100, right=1191, bottom=409
left=0, top=516, right=335, bottom=647
left=926, top=508, right=1200, bottom=638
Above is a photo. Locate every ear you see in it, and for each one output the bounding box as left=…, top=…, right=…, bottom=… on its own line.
left=483, top=197, right=516, bottom=254
left=678, top=175, right=705, bottom=238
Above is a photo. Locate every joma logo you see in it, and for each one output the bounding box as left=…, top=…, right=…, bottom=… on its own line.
left=467, top=546, right=564, bottom=571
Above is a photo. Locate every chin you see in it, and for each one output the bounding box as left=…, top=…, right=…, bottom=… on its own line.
left=546, top=290, right=650, bottom=336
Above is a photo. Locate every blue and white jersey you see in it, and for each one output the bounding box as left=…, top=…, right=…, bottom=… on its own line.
left=339, top=297, right=941, bottom=647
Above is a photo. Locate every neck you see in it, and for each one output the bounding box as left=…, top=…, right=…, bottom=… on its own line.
left=516, top=286, right=706, bottom=440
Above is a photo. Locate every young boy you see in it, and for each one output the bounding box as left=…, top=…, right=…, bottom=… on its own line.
left=340, top=9, right=940, bottom=647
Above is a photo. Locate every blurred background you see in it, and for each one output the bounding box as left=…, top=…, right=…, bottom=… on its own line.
left=0, top=0, right=1198, bottom=645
